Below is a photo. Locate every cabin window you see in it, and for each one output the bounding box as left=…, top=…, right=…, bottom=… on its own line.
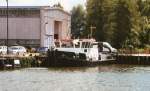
left=55, top=42, right=60, bottom=47
left=82, top=42, right=91, bottom=48
left=75, top=43, right=80, bottom=48
left=98, top=43, right=103, bottom=52
left=92, top=45, right=97, bottom=48
left=84, top=49, right=87, bottom=52
left=103, top=46, right=111, bottom=53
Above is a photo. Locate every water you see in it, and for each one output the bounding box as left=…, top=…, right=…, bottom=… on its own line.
left=0, top=65, right=150, bottom=91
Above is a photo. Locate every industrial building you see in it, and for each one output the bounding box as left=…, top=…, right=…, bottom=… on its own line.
left=0, top=6, right=71, bottom=48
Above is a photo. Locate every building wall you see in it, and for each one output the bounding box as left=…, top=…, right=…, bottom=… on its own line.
left=0, top=17, right=41, bottom=46
left=46, top=9, right=71, bottom=40
left=40, top=7, right=71, bottom=48
left=0, top=17, right=41, bottom=39
left=0, top=6, right=71, bottom=48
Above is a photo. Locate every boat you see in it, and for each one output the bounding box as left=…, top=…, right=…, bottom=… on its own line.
left=47, top=39, right=117, bottom=67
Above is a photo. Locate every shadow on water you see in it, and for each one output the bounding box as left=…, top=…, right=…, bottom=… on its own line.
left=0, top=64, right=150, bottom=73
left=46, top=64, right=150, bottom=73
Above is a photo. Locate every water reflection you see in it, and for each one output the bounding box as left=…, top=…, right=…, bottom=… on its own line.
left=0, top=65, right=150, bottom=91
left=47, top=64, right=150, bottom=73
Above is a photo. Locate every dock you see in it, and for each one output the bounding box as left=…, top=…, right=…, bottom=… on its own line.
left=117, top=54, right=150, bottom=65
left=0, top=52, right=150, bottom=69
left=0, top=54, right=46, bottom=69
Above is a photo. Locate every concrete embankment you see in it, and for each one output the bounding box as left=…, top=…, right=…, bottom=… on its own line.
left=0, top=52, right=150, bottom=69
left=0, top=54, right=47, bottom=69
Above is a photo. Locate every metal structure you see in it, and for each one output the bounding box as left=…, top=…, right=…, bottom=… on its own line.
left=6, top=0, right=9, bottom=54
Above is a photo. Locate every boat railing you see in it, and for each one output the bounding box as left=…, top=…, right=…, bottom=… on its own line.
left=54, top=39, right=95, bottom=49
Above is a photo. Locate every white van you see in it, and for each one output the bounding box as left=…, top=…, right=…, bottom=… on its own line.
left=0, top=46, right=7, bottom=54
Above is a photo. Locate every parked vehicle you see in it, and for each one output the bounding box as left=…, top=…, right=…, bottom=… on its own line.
left=36, top=47, right=48, bottom=53
left=8, top=46, right=26, bottom=54
left=0, top=46, right=7, bottom=54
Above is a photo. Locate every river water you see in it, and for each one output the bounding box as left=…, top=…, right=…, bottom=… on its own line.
left=0, top=64, right=150, bottom=91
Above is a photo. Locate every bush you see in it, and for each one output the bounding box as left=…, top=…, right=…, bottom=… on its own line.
left=20, top=57, right=34, bottom=67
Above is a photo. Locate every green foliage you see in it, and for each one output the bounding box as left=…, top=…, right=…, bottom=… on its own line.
left=86, top=0, right=144, bottom=49
left=53, top=3, right=64, bottom=9
left=71, top=0, right=150, bottom=49
left=141, top=0, right=150, bottom=16
left=86, top=0, right=107, bottom=41
left=20, top=57, right=34, bottom=67
left=139, top=0, right=150, bottom=48
left=71, top=5, right=86, bottom=38
left=139, top=17, right=150, bottom=47
left=113, top=0, right=131, bottom=48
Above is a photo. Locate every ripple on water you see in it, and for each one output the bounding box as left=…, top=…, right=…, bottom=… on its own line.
left=0, top=65, right=150, bottom=91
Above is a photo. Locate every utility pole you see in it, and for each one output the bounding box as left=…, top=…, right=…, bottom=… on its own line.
left=6, top=0, right=9, bottom=54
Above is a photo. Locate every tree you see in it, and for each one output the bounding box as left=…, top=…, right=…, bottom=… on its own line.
left=113, top=0, right=141, bottom=48
left=53, top=3, right=64, bottom=9
left=71, top=5, right=86, bottom=38
left=85, top=0, right=146, bottom=49
left=141, top=0, right=150, bottom=16
left=140, top=17, right=150, bottom=47
left=86, top=0, right=105, bottom=41
left=101, top=0, right=117, bottom=43
left=139, top=0, right=150, bottom=47
left=113, top=0, right=131, bottom=48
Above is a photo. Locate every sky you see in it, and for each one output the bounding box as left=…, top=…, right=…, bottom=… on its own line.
left=0, top=0, right=86, bottom=11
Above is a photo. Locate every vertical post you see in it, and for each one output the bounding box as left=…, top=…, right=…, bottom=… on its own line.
left=90, top=26, right=96, bottom=38
left=90, top=26, right=92, bottom=38
left=6, top=0, right=9, bottom=54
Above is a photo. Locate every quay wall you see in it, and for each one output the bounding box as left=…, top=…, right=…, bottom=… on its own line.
left=0, top=55, right=47, bottom=69
left=117, top=54, right=150, bottom=65
left=0, top=53, right=150, bottom=70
